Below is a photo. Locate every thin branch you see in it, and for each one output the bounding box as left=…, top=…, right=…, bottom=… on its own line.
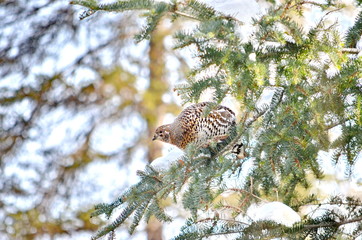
left=342, top=48, right=361, bottom=54
left=219, top=204, right=243, bottom=212
left=315, top=8, right=343, bottom=30
left=226, top=188, right=268, bottom=203
left=196, top=217, right=249, bottom=225
left=173, top=10, right=203, bottom=22
left=324, top=118, right=349, bottom=130
left=303, top=216, right=362, bottom=229
left=289, top=0, right=336, bottom=10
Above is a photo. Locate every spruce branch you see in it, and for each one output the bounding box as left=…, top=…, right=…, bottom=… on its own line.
left=70, top=0, right=154, bottom=12
left=107, top=230, right=115, bottom=240
left=175, top=195, right=362, bottom=240
left=215, top=89, right=284, bottom=159
left=303, top=216, right=362, bottom=229
left=71, top=0, right=242, bottom=23
left=345, top=11, right=362, bottom=48
left=90, top=136, right=246, bottom=239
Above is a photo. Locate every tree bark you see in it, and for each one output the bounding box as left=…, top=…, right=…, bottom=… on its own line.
left=145, top=22, right=169, bottom=240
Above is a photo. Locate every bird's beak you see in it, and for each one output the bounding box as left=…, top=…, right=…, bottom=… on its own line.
left=152, top=135, right=157, bottom=141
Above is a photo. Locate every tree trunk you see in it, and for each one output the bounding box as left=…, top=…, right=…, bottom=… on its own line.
left=145, top=21, right=169, bottom=240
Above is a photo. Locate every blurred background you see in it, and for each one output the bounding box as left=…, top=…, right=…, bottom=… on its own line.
left=0, top=0, right=360, bottom=239
left=0, top=0, right=187, bottom=239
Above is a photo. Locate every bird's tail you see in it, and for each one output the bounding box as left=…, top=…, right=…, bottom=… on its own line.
left=229, top=123, right=245, bottom=159
left=232, top=143, right=243, bottom=155
left=232, top=142, right=245, bottom=159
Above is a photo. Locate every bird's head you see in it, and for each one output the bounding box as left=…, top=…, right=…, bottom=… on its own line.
left=152, top=124, right=171, bottom=143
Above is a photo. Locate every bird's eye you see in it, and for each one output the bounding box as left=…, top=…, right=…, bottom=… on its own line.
left=160, top=130, right=163, bottom=133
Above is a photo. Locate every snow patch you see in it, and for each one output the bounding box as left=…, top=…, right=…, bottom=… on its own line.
left=151, top=147, right=184, bottom=170
left=246, top=201, right=301, bottom=227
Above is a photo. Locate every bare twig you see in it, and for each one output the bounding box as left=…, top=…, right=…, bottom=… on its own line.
left=196, top=217, right=249, bottom=225
left=342, top=48, right=361, bottom=54
left=226, top=188, right=267, bottom=203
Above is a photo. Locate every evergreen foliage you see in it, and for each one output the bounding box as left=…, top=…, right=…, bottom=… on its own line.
left=71, top=0, right=362, bottom=239
left=346, top=11, right=362, bottom=47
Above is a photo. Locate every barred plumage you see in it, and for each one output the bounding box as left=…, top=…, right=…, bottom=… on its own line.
left=152, top=102, right=239, bottom=150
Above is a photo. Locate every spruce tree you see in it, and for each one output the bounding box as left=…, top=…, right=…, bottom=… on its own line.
left=71, top=0, right=362, bottom=239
